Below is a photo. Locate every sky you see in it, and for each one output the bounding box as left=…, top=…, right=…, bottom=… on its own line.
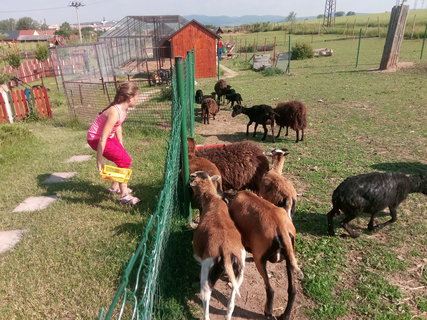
left=0, top=0, right=425, bottom=26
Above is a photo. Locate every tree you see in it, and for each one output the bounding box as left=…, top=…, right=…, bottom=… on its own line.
left=35, top=43, right=49, bottom=82
left=35, top=43, right=49, bottom=62
left=285, top=11, right=297, bottom=22
left=317, top=14, right=325, bottom=19
left=40, top=22, right=49, bottom=30
left=346, top=11, right=356, bottom=16
left=335, top=11, right=345, bottom=17
left=55, top=22, right=73, bottom=39
left=0, top=19, right=16, bottom=30
left=16, top=17, right=40, bottom=30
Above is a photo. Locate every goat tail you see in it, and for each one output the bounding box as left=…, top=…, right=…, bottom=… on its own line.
left=222, top=250, right=241, bottom=297
left=278, top=228, right=304, bottom=280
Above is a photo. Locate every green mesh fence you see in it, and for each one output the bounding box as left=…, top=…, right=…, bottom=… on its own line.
left=98, top=52, right=194, bottom=320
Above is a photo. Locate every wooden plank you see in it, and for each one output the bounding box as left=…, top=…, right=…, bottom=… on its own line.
left=0, top=93, right=9, bottom=123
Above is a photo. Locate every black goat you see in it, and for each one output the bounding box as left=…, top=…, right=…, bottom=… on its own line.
left=195, top=89, right=204, bottom=104
left=226, top=92, right=243, bottom=107
left=231, top=104, right=277, bottom=142
left=327, top=172, right=427, bottom=238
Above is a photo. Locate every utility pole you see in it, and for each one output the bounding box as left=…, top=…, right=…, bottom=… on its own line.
left=69, top=1, right=85, bottom=43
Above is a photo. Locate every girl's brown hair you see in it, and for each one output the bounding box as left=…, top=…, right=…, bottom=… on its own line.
left=99, top=82, right=140, bottom=114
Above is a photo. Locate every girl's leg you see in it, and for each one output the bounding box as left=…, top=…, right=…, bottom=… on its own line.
left=111, top=181, right=119, bottom=191
left=119, top=182, right=128, bottom=197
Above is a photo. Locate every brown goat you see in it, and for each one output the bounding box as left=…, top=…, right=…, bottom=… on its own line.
left=274, top=101, right=307, bottom=143
left=214, top=79, right=229, bottom=105
left=259, top=148, right=297, bottom=219
left=188, top=138, right=222, bottom=210
left=190, top=171, right=246, bottom=320
left=228, top=190, right=303, bottom=320
left=195, top=141, right=270, bottom=192
left=201, top=97, right=219, bottom=124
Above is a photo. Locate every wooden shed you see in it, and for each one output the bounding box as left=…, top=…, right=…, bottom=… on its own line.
left=166, top=20, right=220, bottom=79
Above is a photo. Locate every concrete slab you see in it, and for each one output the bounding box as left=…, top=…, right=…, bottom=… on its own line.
left=12, top=195, right=59, bottom=213
left=43, top=172, right=78, bottom=184
left=0, top=230, right=27, bottom=254
left=64, top=155, right=92, bottom=163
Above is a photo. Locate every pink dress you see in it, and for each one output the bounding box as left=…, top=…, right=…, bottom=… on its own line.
left=87, top=105, right=132, bottom=168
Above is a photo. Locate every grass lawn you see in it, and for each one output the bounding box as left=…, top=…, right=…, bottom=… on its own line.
left=0, top=31, right=426, bottom=320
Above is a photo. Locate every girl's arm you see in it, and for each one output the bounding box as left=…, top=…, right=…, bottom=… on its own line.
left=116, top=125, right=123, bottom=145
left=96, top=108, right=119, bottom=171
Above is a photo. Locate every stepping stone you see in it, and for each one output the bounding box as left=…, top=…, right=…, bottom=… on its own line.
left=0, top=230, right=27, bottom=254
left=64, top=155, right=92, bottom=163
left=43, top=172, right=77, bottom=184
left=12, top=195, right=59, bottom=213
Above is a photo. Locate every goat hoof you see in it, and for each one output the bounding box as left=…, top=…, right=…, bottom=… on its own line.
left=264, top=313, right=273, bottom=320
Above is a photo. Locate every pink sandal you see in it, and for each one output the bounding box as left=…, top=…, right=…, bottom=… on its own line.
left=119, top=194, right=140, bottom=205
left=108, top=187, right=133, bottom=195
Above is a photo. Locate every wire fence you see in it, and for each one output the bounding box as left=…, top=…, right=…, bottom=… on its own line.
left=98, top=52, right=194, bottom=320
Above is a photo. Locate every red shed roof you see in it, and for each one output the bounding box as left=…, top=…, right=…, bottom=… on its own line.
left=167, top=19, right=220, bottom=41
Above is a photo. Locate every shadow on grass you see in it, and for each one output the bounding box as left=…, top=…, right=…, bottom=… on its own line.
left=370, top=162, right=427, bottom=175
left=293, top=208, right=330, bottom=237
left=36, top=174, right=161, bottom=214
left=198, top=131, right=293, bottom=146
left=156, top=220, right=200, bottom=319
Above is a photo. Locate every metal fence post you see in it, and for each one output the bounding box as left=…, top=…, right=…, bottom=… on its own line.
left=356, top=28, right=362, bottom=68
left=175, top=56, right=191, bottom=220
left=188, top=51, right=195, bottom=137
left=286, top=34, right=291, bottom=74
left=421, top=24, right=427, bottom=60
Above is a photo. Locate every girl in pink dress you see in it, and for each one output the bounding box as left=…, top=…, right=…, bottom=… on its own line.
left=87, top=82, right=140, bottom=205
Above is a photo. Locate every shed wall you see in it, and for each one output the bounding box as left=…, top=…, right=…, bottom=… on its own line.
left=171, top=23, right=217, bottom=79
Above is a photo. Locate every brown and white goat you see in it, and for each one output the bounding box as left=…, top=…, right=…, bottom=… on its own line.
left=228, top=190, right=303, bottom=320
left=258, top=148, right=297, bottom=219
left=201, top=97, right=219, bottom=124
left=190, top=171, right=246, bottom=320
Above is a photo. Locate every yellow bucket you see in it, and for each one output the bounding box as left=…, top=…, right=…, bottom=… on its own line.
left=100, top=165, right=132, bottom=183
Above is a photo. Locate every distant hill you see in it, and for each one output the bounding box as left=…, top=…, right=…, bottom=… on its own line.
left=184, top=15, right=292, bottom=26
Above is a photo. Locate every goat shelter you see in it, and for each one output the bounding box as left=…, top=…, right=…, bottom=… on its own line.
left=165, top=19, right=219, bottom=79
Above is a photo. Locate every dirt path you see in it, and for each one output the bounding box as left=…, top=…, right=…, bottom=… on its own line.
left=192, top=70, right=313, bottom=319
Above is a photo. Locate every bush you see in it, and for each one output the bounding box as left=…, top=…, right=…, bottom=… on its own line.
left=261, top=67, right=284, bottom=76
left=291, top=42, right=314, bottom=60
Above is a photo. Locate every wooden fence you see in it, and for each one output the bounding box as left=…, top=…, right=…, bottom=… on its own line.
left=3, top=57, right=61, bottom=85
left=0, top=87, right=52, bottom=123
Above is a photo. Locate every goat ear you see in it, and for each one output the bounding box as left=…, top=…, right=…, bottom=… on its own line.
left=211, top=175, right=221, bottom=182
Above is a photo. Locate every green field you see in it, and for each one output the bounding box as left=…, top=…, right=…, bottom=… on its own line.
left=0, top=30, right=426, bottom=320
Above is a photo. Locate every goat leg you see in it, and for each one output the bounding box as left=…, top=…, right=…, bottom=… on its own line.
left=327, top=207, right=339, bottom=236
left=295, top=130, right=299, bottom=143
left=341, top=213, right=360, bottom=238
left=276, top=126, right=282, bottom=138
left=285, top=126, right=289, bottom=136
left=300, top=129, right=304, bottom=141
left=372, top=207, right=398, bottom=231
left=254, top=257, right=274, bottom=319
left=270, top=124, right=275, bottom=143
left=278, top=256, right=297, bottom=320
left=261, top=124, right=268, bottom=141
left=253, top=123, right=259, bottom=137
left=246, top=121, right=253, bottom=136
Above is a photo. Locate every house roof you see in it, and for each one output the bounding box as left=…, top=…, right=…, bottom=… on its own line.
left=0, top=30, right=20, bottom=41
left=167, top=19, right=220, bottom=41
left=0, top=30, right=56, bottom=41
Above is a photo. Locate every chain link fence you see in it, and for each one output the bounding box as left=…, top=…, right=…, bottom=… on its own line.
left=98, top=52, right=194, bottom=320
